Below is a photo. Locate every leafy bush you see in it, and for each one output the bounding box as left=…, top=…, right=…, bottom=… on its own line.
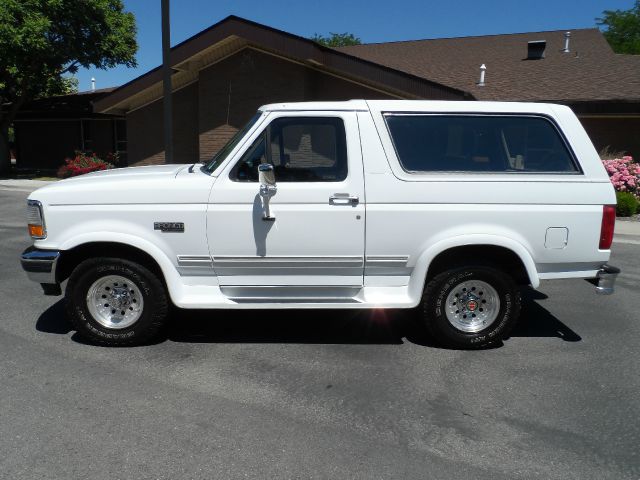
left=602, top=156, right=640, bottom=195
left=616, top=191, right=639, bottom=217
left=57, top=152, right=115, bottom=178
left=598, top=146, right=627, bottom=160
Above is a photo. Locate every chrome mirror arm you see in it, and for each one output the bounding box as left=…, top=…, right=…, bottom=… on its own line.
left=258, top=164, right=277, bottom=221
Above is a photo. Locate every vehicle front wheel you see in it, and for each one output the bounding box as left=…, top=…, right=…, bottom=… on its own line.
left=65, top=257, right=169, bottom=346
left=422, top=266, right=521, bottom=349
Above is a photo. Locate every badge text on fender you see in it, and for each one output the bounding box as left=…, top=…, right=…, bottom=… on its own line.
left=154, top=222, right=185, bottom=233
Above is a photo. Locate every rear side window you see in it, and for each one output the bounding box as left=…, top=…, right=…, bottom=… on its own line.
left=232, top=117, right=348, bottom=182
left=384, top=114, right=579, bottom=173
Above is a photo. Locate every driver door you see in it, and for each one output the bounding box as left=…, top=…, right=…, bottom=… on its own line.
left=206, top=111, right=365, bottom=287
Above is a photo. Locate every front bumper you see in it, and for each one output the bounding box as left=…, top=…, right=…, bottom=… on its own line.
left=20, top=246, right=60, bottom=284
left=591, top=264, right=620, bottom=295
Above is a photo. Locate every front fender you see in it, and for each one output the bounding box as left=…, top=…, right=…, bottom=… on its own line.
left=57, top=231, right=183, bottom=300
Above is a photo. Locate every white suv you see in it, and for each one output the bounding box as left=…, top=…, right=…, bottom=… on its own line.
left=21, top=100, right=619, bottom=348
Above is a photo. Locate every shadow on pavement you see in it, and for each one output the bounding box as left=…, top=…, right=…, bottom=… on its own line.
left=35, top=287, right=581, bottom=346
left=35, top=300, right=72, bottom=335
left=509, top=287, right=582, bottom=342
left=167, top=307, right=407, bottom=345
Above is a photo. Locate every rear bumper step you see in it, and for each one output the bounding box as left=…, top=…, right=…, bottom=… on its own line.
left=587, top=264, right=620, bottom=295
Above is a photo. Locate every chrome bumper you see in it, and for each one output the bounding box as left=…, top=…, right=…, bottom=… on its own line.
left=593, top=264, right=620, bottom=295
left=20, top=247, right=60, bottom=284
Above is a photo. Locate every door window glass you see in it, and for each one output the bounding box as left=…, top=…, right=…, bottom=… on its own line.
left=232, top=117, right=348, bottom=182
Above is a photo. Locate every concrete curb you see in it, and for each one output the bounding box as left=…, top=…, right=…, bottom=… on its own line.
left=0, top=179, right=56, bottom=188
left=615, top=220, right=640, bottom=237
left=0, top=179, right=56, bottom=192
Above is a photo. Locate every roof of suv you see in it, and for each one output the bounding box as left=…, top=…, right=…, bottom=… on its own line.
left=260, top=100, right=567, bottom=115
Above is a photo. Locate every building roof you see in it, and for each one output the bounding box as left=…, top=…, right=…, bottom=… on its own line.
left=14, top=88, right=119, bottom=120
left=94, top=15, right=467, bottom=114
left=337, top=28, right=640, bottom=103
left=94, top=16, right=640, bottom=115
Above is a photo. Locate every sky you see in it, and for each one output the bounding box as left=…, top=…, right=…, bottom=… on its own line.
left=77, top=0, right=635, bottom=92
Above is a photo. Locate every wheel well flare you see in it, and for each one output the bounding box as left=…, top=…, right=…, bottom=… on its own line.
left=56, top=242, right=163, bottom=284
left=426, top=245, right=531, bottom=285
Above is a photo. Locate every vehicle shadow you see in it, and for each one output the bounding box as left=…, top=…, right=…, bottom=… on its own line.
left=167, top=307, right=407, bottom=345
left=509, top=287, right=582, bottom=342
left=35, top=287, right=581, bottom=347
left=35, top=300, right=72, bottom=335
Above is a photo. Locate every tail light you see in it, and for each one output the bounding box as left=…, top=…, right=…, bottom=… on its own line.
left=599, top=205, right=616, bottom=250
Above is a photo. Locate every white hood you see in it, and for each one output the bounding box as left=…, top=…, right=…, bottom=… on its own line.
left=30, top=164, right=215, bottom=205
left=61, top=164, right=186, bottom=182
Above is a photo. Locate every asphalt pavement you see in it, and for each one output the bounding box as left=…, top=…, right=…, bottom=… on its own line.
left=1, top=187, right=639, bottom=479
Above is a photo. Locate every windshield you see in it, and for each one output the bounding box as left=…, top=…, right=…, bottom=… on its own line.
left=203, top=112, right=263, bottom=174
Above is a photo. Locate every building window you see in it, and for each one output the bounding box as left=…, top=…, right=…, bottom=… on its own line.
left=114, top=120, right=128, bottom=164
left=80, top=120, right=92, bottom=152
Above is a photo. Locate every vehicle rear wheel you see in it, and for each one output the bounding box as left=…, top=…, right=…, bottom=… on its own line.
left=65, top=257, right=168, bottom=346
left=422, top=266, right=521, bottom=349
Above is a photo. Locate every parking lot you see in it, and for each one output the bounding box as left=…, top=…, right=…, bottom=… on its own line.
left=1, top=186, right=638, bottom=479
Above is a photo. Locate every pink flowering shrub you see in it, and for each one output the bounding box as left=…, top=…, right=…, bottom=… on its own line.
left=57, top=152, right=115, bottom=178
left=602, top=156, right=639, bottom=197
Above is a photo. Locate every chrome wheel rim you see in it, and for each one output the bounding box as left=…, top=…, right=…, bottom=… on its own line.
left=86, top=275, right=144, bottom=329
left=444, top=280, right=500, bottom=333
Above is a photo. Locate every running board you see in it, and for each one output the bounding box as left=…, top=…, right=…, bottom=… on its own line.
left=220, top=286, right=363, bottom=303
left=231, top=298, right=362, bottom=304
left=171, top=282, right=416, bottom=309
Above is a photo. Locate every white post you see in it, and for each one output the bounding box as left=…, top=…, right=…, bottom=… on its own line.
left=478, top=64, right=486, bottom=87
left=563, top=31, right=571, bottom=53
left=91, top=77, right=96, bottom=91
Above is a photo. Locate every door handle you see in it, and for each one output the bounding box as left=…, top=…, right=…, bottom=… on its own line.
left=329, top=193, right=359, bottom=206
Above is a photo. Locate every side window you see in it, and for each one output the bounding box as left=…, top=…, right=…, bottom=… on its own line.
left=232, top=117, right=348, bottom=182
left=233, top=133, right=266, bottom=182
left=384, top=114, right=579, bottom=173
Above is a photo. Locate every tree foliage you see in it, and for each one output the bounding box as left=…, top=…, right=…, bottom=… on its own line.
left=311, top=32, right=362, bottom=47
left=0, top=0, right=137, bottom=170
left=597, top=1, right=640, bottom=54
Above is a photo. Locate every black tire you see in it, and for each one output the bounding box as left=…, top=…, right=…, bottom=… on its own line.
left=422, top=266, right=521, bottom=349
left=65, top=257, right=169, bottom=346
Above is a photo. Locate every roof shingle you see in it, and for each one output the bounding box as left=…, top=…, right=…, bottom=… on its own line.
left=337, top=28, right=640, bottom=102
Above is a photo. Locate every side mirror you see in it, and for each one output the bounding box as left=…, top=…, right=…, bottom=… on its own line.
left=258, top=163, right=276, bottom=221
left=258, top=163, right=276, bottom=187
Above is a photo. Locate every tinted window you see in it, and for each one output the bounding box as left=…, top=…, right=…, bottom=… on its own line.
left=233, top=134, right=267, bottom=182
left=204, top=112, right=262, bottom=174
left=233, top=117, right=348, bottom=182
left=385, top=115, right=578, bottom=173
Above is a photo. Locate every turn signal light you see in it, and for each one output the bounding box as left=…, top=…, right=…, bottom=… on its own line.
left=27, top=199, right=46, bottom=239
left=599, top=205, right=616, bottom=250
left=28, top=224, right=45, bottom=238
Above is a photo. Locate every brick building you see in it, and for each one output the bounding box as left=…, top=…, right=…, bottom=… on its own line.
left=93, top=16, right=466, bottom=167
left=338, top=28, right=640, bottom=159
left=14, top=16, right=640, bottom=168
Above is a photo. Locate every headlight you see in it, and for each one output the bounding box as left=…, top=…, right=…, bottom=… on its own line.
left=27, top=200, right=47, bottom=239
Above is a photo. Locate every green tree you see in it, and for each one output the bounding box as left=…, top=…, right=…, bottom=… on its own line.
left=0, top=0, right=137, bottom=172
left=597, top=1, right=640, bottom=54
left=311, top=32, right=362, bottom=47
